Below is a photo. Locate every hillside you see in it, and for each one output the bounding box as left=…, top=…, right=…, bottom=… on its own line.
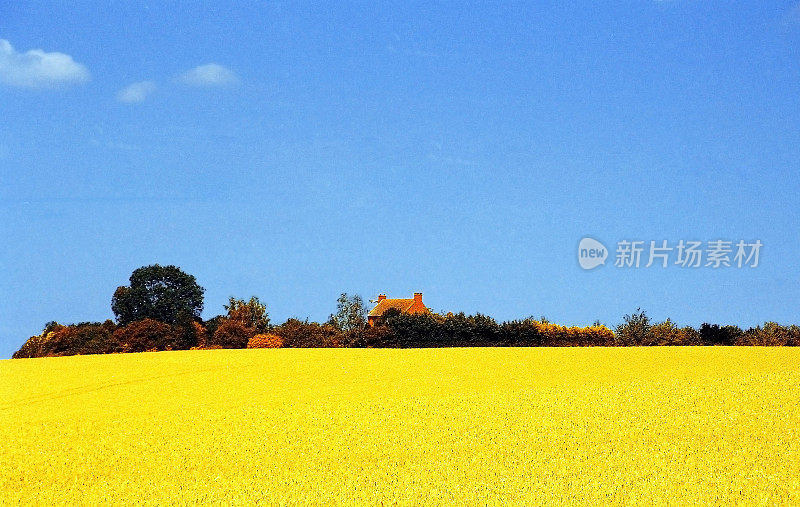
left=2, top=348, right=799, bottom=504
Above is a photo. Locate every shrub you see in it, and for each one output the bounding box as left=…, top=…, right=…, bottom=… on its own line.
left=114, top=319, right=182, bottom=353
left=384, top=311, right=445, bottom=347
left=576, top=325, right=615, bottom=346
left=12, top=335, right=44, bottom=359
left=789, top=325, right=800, bottom=346
left=529, top=321, right=613, bottom=347
left=678, top=326, right=702, bottom=346
left=13, top=331, right=58, bottom=358
left=43, top=321, right=65, bottom=335
left=182, top=321, right=209, bottom=349
left=247, top=333, right=284, bottom=349
left=273, top=319, right=340, bottom=348
left=211, top=319, right=253, bottom=349
left=499, top=318, right=543, bottom=346
left=345, top=325, right=394, bottom=348
left=14, top=321, right=120, bottom=358
left=380, top=311, right=613, bottom=348
left=538, top=321, right=570, bottom=347
left=738, top=322, right=797, bottom=346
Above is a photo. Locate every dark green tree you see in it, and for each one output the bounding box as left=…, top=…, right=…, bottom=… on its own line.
left=111, top=264, right=204, bottom=326
left=699, top=323, right=742, bottom=346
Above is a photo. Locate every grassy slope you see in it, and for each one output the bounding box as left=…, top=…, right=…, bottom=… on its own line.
left=1, top=347, right=799, bottom=504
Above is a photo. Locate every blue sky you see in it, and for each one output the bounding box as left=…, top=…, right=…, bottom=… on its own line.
left=2, top=1, right=800, bottom=358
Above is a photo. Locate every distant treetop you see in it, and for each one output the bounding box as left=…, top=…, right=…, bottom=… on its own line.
left=111, top=264, right=204, bottom=326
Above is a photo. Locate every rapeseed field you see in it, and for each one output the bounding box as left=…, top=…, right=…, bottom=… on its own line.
left=1, top=347, right=799, bottom=504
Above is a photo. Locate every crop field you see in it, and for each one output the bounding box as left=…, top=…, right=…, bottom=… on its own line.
left=1, top=347, right=799, bottom=504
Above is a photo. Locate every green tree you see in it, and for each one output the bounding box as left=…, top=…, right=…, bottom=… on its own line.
left=328, top=293, right=367, bottom=332
left=615, top=308, right=652, bottom=346
left=111, top=264, right=205, bottom=326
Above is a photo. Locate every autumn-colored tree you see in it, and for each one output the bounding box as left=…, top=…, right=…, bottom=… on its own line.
left=650, top=319, right=683, bottom=346
left=188, top=321, right=210, bottom=348
left=738, top=322, right=798, bottom=346
left=678, top=326, right=702, bottom=345
left=224, top=296, right=270, bottom=333
left=211, top=319, right=253, bottom=349
left=13, top=321, right=119, bottom=358
left=113, top=319, right=181, bottom=353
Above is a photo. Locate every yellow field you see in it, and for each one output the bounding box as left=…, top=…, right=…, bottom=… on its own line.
left=1, top=347, right=799, bottom=505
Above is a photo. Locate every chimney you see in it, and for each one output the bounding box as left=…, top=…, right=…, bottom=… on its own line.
left=413, top=292, right=423, bottom=303
left=378, top=294, right=386, bottom=301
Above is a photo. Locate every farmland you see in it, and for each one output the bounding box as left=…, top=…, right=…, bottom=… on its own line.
left=2, top=347, right=799, bottom=504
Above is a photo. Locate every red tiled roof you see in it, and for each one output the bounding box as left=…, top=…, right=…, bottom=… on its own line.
left=368, top=299, right=415, bottom=317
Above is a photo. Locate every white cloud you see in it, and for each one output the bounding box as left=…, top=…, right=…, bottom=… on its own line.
left=0, top=39, right=90, bottom=88
left=117, top=81, right=157, bottom=103
left=178, top=63, right=238, bottom=87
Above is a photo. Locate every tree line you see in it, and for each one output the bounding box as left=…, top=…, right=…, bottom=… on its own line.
left=12, top=265, right=800, bottom=359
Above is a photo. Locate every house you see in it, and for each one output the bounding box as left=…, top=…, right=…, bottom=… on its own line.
left=367, top=293, right=429, bottom=327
